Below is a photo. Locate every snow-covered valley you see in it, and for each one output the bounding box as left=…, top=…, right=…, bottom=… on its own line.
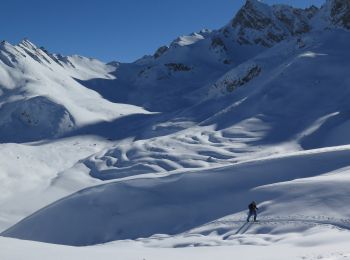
left=1, top=0, right=350, bottom=259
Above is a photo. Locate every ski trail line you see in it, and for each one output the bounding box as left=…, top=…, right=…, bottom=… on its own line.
left=204, top=216, right=350, bottom=234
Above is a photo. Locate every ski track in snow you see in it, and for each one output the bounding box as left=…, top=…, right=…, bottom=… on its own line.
left=207, top=216, right=350, bottom=236
left=134, top=215, right=350, bottom=248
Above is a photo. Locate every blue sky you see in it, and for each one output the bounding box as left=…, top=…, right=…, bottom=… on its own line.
left=1, top=0, right=324, bottom=62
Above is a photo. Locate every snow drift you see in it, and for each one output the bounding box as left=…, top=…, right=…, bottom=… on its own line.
left=3, top=146, right=350, bottom=245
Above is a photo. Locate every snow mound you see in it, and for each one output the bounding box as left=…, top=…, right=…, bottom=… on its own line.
left=0, top=96, right=75, bottom=142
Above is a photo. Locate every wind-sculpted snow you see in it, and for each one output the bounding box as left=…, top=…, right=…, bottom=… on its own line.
left=77, top=29, right=350, bottom=179
left=3, top=147, right=350, bottom=245
left=2, top=0, right=350, bottom=258
left=83, top=118, right=274, bottom=179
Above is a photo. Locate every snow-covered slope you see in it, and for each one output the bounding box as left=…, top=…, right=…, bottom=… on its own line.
left=0, top=39, right=150, bottom=142
left=75, top=25, right=350, bottom=180
left=3, top=146, right=350, bottom=245
left=0, top=137, right=109, bottom=230
left=1, top=231, right=350, bottom=260
left=2, top=0, right=350, bottom=259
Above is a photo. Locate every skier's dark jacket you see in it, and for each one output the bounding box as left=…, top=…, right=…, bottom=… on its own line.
left=248, top=202, right=258, bottom=211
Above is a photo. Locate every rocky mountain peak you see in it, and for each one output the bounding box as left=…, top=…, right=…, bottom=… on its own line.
left=18, top=38, right=38, bottom=50
left=231, top=0, right=272, bottom=31
left=229, top=0, right=317, bottom=47
left=326, top=0, right=350, bottom=29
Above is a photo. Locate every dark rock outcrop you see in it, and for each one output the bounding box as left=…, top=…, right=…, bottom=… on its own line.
left=328, top=0, right=350, bottom=29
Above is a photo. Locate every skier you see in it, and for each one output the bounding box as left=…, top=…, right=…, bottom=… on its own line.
left=247, top=201, right=258, bottom=222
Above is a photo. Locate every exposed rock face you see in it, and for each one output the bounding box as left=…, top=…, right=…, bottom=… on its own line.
left=232, top=0, right=273, bottom=31
left=304, top=5, right=319, bottom=19
left=165, top=63, right=192, bottom=72
left=210, top=62, right=262, bottom=95
left=328, top=0, right=350, bottom=29
left=229, top=0, right=318, bottom=47
left=225, top=64, right=261, bottom=92
left=209, top=37, right=231, bottom=64
left=210, top=37, right=227, bottom=50
left=154, top=46, right=169, bottom=59
left=273, top=6, right=312, bottom=35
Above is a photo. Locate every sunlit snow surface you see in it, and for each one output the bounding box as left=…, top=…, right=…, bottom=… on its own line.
left=2, top=0, right=350, bottom=259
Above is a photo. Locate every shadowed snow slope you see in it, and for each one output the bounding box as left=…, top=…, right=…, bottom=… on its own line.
left=80, top=29, right=350, bottom=179
left=0, top=40, right=150, bottom=142
left=0, top=96, right=75, bottom=142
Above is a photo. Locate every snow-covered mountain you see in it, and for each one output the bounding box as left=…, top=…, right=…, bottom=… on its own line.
left=0, top=39, right=149, bottom=142
left=1, top=0, right=350, bottom=259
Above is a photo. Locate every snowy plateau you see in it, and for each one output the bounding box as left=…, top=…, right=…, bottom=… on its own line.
left=1, top=0, right=350, bottom=259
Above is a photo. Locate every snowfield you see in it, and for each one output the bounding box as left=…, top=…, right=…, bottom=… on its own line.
left=1, top=229, right=350, bottom=260
left=3, top=145, right=350, bottom=246
left=2, top=0, right=350, bottom=259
